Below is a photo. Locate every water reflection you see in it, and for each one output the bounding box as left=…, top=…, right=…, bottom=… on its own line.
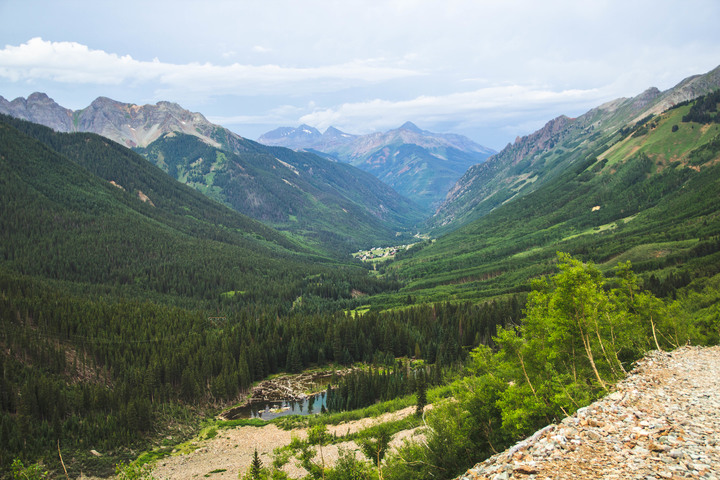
left=236, top=392, right=328, bottom=420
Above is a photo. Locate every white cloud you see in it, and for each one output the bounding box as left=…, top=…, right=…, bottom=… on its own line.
left=0, top=38, right=421, bottom=95
left=208, top=104, right=307, bottom=127
left=298, top=85, right=609, bottom=133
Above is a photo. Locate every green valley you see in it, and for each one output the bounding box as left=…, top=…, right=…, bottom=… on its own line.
left=1, top=75, right=720, bottom=480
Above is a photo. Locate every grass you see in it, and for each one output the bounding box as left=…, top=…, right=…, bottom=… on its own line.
left=220, top=290, right=246, bottom=298
left=272, top=383, right=453, bottom=431
left=347, top=305, right=371, bottom=317
left=603, top=106, right=720, bottom=167
left=559, top=214, right=638, bottom=242
left=597, top=239, right=699, bottom=268
left=216, top=418, right=270, bottom=428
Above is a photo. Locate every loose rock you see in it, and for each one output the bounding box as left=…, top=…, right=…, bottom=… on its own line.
left=458, top=346, right=720, bottom=479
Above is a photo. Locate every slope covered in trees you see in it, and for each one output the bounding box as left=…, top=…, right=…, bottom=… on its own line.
left=136, top=133, right=424, bottom=254
left=0, top=115, right=520, bottom=477
left=0, top=115, right=394, bottom=475
left=381, top=93, right=720, bottom=307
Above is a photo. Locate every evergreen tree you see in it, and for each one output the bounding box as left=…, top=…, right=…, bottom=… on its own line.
left=250, top=448, right=263, bottom=480
left=286, top=338, right=303, bottom=373
left=415, top=372, right=427, bottom=417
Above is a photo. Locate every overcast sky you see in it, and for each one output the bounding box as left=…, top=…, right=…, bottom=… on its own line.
left=1, top=0, right=719, bottom=150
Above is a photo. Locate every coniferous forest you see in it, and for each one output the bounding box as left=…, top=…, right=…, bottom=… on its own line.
left=1, top=87, right=720, bottom=480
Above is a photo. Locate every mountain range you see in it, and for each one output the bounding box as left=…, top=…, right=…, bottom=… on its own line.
left=0, top=94, right=423, bottom=253
left=258, top=122, right=495, bottom=210
left=377, top=65, right=720, bottom=307
left=2, top=62, right=720, bottom=478
left=430, top=64, right=720, bottom=232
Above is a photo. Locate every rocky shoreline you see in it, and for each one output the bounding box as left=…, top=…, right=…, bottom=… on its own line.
left=458, top=346, right=720, bottom=480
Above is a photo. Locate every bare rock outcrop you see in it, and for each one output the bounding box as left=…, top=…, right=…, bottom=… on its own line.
left=0, top=93, right=222, bottom=148
left=459, top=346, right=720, bottom=480
left=0, top=92, right=74, bottom=131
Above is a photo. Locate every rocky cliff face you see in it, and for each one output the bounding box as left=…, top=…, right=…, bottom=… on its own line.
left=458, top=346, right=720, bottom=480
left=637, top=64, right=720, bottom=121
left=0, top=93, right=222, bottom=148
left=0, top=92, right=74, bottom=131
left=73, top=96, right=222, bottom=148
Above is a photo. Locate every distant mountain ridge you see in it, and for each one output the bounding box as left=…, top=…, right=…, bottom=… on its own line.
left=0, top=93, right=223, bottom=149
left=430, top=64, right=720, bottom=231
left=135, top=132, right=424, bottom=252
left=258, top=122, right=495, bottom=210
left=0, top=94, right=424, bottom=252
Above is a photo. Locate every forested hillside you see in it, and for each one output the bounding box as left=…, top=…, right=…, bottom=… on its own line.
left=0, top=94, right=425, bottom=254
left=0, top=115, right=383, bottom=474
left=136, top=133, right=423, bottom=254
left=0, top=115, right=518, bottom=477
left=379, top=91, right=720, bottom=307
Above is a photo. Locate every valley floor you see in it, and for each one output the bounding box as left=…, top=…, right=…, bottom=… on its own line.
left=151, top=406, right=425, bottom=479
left=458, top=346, right=720, bottom=480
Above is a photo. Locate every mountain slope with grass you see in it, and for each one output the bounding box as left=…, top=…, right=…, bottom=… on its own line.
left=379, top=89, right=720, bottom=307
left=431, top=64, right=720, bottom=232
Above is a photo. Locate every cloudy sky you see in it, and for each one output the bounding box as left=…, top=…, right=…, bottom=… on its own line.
left=1, top=0, right=719, bottom=150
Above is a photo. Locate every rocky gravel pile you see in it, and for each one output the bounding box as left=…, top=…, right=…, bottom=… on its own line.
left=459, top=346, right=720, bottom=480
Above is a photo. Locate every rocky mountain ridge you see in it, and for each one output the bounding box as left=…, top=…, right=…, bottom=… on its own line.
left=258, top=121, right=491, bottom=155
left=259, top=121, right=495, bottom=210
left=458, top=346, right=720, bottom=480
left=431, top=64, right=720, bottom=231
left=0, top=94, right=424, bottom=252
left=0, top=93, right=222, bottom=148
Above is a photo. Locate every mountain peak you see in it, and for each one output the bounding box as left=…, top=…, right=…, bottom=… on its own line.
left=323, top=126, right=353, bottom=139
left=398, top=121, right=423, bottom=133
left=298, top=124, right=321, bottom=136
left=88, top=96, right=126, bottom=109
left=0, top=92, right=73, bottom=132
left=259, top=121, right=494, bottom=210
left=27, top=92, right=53, bottom=102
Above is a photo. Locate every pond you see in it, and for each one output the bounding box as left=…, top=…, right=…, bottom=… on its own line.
left=228, top=391, right=328, bottom=421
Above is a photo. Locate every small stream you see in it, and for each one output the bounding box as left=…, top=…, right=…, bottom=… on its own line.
left=229, top=391, right=328, bottom=420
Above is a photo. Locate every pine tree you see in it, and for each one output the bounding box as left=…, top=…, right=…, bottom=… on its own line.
left=250, top=448, right=263, bottom=480
left=415, top=372, right=427, bottom=417
left=286, top=338, right=302, bottom=373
